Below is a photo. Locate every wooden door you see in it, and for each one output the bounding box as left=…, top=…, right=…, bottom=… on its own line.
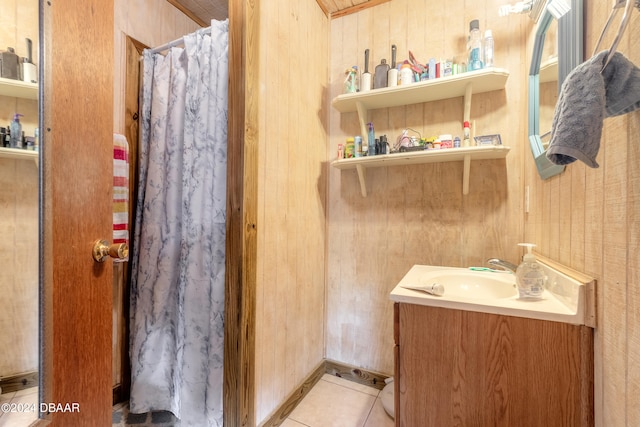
left=38, top=0, right=114, bottom=425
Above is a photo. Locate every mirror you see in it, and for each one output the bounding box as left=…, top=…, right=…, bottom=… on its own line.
left=0, top=0, right=40, bottom=425
left=528, top=0, right=583, bottom=179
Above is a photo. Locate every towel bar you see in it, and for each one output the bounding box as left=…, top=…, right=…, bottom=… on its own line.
left=594, top=0, right=640, bottom=72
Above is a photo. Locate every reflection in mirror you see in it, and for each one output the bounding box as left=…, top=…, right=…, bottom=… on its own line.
left=539, top=18, right=558, bottom=150
left=528, top=0, right=583, bottom=179
left=0, top=0, right=40, bottom=425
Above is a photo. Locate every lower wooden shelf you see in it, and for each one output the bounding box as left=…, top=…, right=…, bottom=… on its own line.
left=0, top=147, right=39, bottom=166
left=331, top=145, right=510, bottom=196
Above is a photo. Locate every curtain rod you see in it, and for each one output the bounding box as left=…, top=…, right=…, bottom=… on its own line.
left=148, top=26, right=211, bottom=54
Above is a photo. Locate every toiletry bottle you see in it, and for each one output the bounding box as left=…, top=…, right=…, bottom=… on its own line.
left=515, top=243, right=546, bottom=299
left=367, top=122, right=375, bottom=156
left=388, top=45, right=398, bottom=87
left=468, top=20, right=483, bottom=70
left=9, top=113, right=23, bottom=148
left=484, top=29, right=494, bottom=68
left=0, top=127, right=6, bottom=147
left=343, top=67, right=358, bottom=93
left=463, top=121, right=471, bottom=147
left=400, top=63, right=413, bottom=85
left=374, top=59, right=390, bottom=89
left=354, top=135, right=363, bottom=157
left=361, top=49, right=372, bottom=92
left=345, top=137, right=355, bottom=158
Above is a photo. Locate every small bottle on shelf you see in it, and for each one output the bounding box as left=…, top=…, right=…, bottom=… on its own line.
left=484, top=29, right=494, bottom=68
left=463, top=121, right=471, bottom=147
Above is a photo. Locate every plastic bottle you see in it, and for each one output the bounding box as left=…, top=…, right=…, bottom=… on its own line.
left=9, top=114, right=23, bottom=148
left=463, top=121, right=471, bottom=147
left=354, top=135, right=363, bottom=157
left=484, top=29, right=494, bottom=68
left=468, top=19, right=483, bottom=70
left=343, top=66, right=359, bottom=93
left=367, top=122, right=376, bottom=156
left=400, top=64, right=413, bottom=85
left=515, top=243, right=546, bottom=300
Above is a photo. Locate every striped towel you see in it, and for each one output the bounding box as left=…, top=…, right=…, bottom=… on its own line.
left=113, top=133, right=129, bottom=262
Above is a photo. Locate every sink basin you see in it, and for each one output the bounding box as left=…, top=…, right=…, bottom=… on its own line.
left=390, top=261, right=596, bottom=326
left=413, top=270, right=516, bottom=299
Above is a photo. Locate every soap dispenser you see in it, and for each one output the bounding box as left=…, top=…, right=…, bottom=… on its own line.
left=515, top=243, right=546, bottom=299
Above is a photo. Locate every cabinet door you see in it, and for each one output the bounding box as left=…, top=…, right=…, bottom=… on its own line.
left=396, top=304, right=594, bottom=427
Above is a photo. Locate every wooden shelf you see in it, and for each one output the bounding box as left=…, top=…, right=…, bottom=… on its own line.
left=539, top=57, right=558, bottom=83
left=0, top=76, right=38, bottom=100
left=0, top=147, right=39, bottom=166
left=331, top=145, right=510, bottom=197
left=332, top=67, right=509, bottom=149
left=332, top=67, right=509, bottom=114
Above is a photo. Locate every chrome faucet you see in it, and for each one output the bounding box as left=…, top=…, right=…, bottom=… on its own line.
left=487, top=258, right=518, bottom=273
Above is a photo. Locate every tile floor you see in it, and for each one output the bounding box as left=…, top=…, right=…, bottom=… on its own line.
left=112, top=374, right=394, bottom=427
left=283, top=374, right=394, bottom=427
left=0, top=387, right=39, bottom=427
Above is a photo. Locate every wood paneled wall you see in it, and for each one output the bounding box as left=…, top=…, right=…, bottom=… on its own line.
left=253, top=0, right=329, bottom=423
left=0, top=0, right=39, bottom=380
left=526, top=3, right=640, bottom=426
left=327, top=0, right=529, bottom=375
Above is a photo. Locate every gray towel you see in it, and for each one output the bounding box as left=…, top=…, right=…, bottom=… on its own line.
left=546, top=50, right=640, bottom=168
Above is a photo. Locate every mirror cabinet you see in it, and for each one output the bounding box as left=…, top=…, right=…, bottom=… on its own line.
left=0, top=0, right=40, bottom=425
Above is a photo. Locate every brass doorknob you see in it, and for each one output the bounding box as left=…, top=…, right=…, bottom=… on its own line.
left=92, top=239, right=129, bottom=262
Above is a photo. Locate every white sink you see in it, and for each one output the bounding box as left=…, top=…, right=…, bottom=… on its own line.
left=390, top=259, right=596, bottom=326
left=405, top=269, right=517, bottom=299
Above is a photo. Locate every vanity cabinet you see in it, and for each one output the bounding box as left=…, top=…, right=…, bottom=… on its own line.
left=393, top=302, right=594, bottom=427
left=331, top=68, right=510, bottom=196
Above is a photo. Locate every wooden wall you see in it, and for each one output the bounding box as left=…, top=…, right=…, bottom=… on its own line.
left=327, top=0, right=529, bottom=375
left=0, top=0, right=39, bottom=380
left=254, top=0, right=329, bottom=423
left=526, top=3, right=640, bottom=426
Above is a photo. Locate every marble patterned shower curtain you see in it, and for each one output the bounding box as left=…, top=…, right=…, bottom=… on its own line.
left=129, top=19, right=228, bottom=427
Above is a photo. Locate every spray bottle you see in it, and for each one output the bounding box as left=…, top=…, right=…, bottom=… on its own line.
left=9, top=114, right=23, bottom=148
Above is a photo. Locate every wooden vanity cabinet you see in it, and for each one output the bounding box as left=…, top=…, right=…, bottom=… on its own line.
left=393, top=303, right=594, bottom=427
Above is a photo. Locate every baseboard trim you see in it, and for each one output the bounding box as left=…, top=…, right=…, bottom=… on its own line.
left=259, top=359, right=390, bottom=426
left=0, top=371, right=38, bottom=394
left=324, top=359, right=388, bottom=391
left=259, top=360, right=325, bottom=427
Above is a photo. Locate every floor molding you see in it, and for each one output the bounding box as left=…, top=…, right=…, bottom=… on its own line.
left=0, top=371, right=38, bottom=394
left=259, top=359, right=390, bottom=426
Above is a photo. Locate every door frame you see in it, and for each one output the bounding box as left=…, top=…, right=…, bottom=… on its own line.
left=224, top=0, right=259, bottom=425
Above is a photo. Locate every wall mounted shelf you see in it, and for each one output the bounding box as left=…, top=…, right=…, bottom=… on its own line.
left=0, top=76, right=38, bottom=100
left=539, top=57, right=558, bottom=83
left=0, top=147, right=39, bottom=166
left=331, top=67, right=509, bottom=138
left=331, top=145, right=510, bottom=197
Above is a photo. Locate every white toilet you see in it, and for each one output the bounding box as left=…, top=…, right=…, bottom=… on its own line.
left=381, top=377, right=395, bottom=419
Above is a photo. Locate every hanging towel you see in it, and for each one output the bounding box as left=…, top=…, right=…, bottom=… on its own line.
left=113, top=133, right=130, bottom=262
left=547, top=50, right=640, bottom=168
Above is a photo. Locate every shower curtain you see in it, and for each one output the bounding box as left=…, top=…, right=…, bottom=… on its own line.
left=129, top=19, right=228, bottom=427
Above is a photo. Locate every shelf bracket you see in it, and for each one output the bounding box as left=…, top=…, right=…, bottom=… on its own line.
left=462, top=154, right=471, bottom=195
left=355, top=164, right=367, bottom=197
left=355, top=101, right=369, bottom=142
left=463, top=82, right=473, bottom=124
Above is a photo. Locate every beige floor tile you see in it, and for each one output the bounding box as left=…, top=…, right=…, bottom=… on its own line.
left=280, top=418, right=308, bottom=427
left=363, top=397, right=394, bottom=427
left=288, top=379, right=377, bottom=427
left=0, top=389, right=38, bottom=427
left=321, top=374, right=380, bottom=397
